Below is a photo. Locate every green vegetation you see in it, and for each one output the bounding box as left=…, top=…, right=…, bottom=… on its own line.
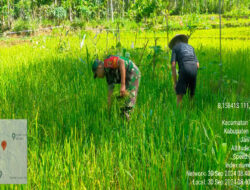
left=0, top=25, right=249, bottom=189
left=0, top=0, right=249, bottom=33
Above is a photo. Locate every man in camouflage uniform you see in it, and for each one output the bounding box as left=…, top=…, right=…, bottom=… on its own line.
left=92, top=55, right=141, bottom=119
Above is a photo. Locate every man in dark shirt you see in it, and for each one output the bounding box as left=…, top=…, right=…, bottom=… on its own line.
left=92, top=55, right=141, bottom=120
left=169, top=34, right=199, bottom=106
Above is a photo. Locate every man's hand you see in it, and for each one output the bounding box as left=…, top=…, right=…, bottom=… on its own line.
left=120, top=85, right=126, bottom=96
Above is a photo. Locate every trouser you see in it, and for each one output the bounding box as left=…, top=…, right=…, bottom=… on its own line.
left=121, top=71, right=141, bottom=119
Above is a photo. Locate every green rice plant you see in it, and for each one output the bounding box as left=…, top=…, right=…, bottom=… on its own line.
left=0, top=26, right=249, bottom=189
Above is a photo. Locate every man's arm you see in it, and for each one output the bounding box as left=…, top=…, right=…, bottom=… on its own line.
left=118, top=59, right=126, bottom=96
left=107, top=87, right=113, bottom=109
left=193, top=48, right=199, bottom=69
left=171, top=61, right=177, bottom=90
left=170, top=48, right=177, bottom=90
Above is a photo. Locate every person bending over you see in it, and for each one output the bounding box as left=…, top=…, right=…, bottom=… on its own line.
left=92, top=55, right=141, bottom=119
left=169, top=34, right=199, bottom=106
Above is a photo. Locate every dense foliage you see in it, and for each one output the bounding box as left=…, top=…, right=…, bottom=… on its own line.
left=0, top=0, right=249, bottom=31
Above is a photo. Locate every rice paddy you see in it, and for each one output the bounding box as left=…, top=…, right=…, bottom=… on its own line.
left=0, top=26, right=249, bottom=189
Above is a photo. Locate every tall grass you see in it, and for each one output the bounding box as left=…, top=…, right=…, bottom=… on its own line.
left=0, top=27, right=249, bottom=189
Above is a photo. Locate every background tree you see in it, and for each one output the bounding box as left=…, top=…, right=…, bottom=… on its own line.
left=0, top=0, right=249, bottom=32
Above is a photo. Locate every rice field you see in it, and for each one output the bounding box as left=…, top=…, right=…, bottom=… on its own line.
left=0, top=26, right=249, bottom=189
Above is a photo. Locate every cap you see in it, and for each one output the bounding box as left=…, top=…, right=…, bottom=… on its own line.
left=168, top=34, right=188, bottom=49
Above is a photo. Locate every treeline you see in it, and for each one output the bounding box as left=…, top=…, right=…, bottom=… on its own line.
left=0, top=0, right=249, bottom=31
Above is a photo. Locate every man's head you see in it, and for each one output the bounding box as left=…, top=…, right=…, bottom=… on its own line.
left=169, top=34, right=188, bottom=49
left=92, top=59, right=105, bottom=78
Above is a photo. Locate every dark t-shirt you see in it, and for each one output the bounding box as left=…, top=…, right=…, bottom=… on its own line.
left=171, top=42, right=198, bottom=76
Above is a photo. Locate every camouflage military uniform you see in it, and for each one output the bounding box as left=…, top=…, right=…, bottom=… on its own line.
left=104, top=55, right=141, bottom=119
